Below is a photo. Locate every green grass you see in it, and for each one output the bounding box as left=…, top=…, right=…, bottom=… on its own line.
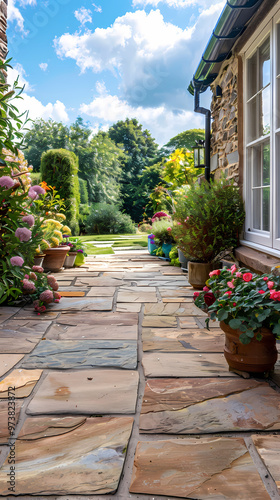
left=84, top=243, right=114, bottom=255
left=80, top=233, right=148, bottom=255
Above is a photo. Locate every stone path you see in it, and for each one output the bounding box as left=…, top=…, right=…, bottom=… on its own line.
left=0, top=251, right=280, bottom=499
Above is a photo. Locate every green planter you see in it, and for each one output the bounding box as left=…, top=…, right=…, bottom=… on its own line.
left=74, top=252, right=85, bottom=267
left=162, top=242, right=172, bottom=258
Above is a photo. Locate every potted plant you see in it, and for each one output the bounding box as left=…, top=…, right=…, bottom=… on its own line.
left=194, top=265, right=280, bottom=372
left=152, top=217, right=174, bottom=258
left=64, top=237, right=87, bottom=267
left=147, top=234, right=158, bottom=255
left=172, top=178, right=245, bottom=288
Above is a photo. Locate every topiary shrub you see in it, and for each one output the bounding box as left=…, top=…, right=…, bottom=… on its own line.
left=85, top=203, right=136, bottom=234
left=41, top=149, right=80, bottom=235
left=79, top=177, right=89, bottom=205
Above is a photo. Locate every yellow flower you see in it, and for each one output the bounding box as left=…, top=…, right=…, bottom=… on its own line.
left=62, top=225, right=71, bottom=235
left=54, top=230, right=63, bottom=239
left=41, top=239, right=51, bottom=250
left=56, top=213, right=66, bottom=220
left=44, top=219, right=62, bottom=229
left=50, top=237, right=60, bottom=247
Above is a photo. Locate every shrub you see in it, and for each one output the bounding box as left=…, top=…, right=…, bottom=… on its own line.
left=41, top=149, right=80, bottom=234
left=85, top=203, right=136, bottom=234
left=138, top=223, right=152, bottom=233
left=79, top=177, right=89, bottom=204
left=169, top=246, right=180, bottom=267
left=152, top=218, right=174, bottom=245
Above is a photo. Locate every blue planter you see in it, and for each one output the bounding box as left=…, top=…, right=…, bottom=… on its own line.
left=148, top=237, right=158, bottom=255
left=162, top=242, right=172, bottom=258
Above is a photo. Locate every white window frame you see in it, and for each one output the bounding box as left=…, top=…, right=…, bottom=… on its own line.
left=241, top=4, right=280, bottom=253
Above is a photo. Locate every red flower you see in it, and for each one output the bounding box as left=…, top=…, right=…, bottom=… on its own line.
left=193, top=291, right=200, bottom=299
left=243, top=273, right=253, bottom=282
left=258, top=290, right=265, bottom=294
left=225, top=291, right=232, bottom=296
left=232, top=302, right=237, bottom=306
left=204, top=292, right=216, bottom=306
left=270, top=290, right=280, bottom=301
left=263, top=277, right=268, bottom=281
left=203, top=286, right=209, bottom=292
left=267, top=281, right=275, bottom=289
left=236, top=272, right=242, bottom=278
left=209, top=269, right=221, bottom=277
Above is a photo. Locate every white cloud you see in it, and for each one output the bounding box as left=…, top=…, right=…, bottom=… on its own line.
left=39, top=62, right=48, bottom=72
left=7, top=0, right=36, bottom=33
left=132, top=0, right=223, bottom=7
left=7, top=65, right=69, bottom=124
left=92, top=3, right=102, bottom=13
left=95, top=81, right=107, bottom=95
left=80, top=93, right=203, bottom=145
left=74, top=7, right=93, bottom=26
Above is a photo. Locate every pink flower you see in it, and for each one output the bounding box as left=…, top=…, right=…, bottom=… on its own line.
left=184, top=217, right=189, bottom=222
left=167, top=227, right=172, bottom=231
left=24, top=274, right=29, bottom=279
left=54, top=299, right=60, bottom=303
left=243, top=273, right=253, bottom=282
left=263, top=277, right=268, bottom=281
left=235, top=272, right=242, bottom=278
left=270, top=290, right=280, bottom=301
left=203, top=286, right=209, bottom=292
left=22, top=279, right=36, bottom=294
left=0, top=176, right=15, bottom=189
left=227, top=280, right=235, bottom=289
left=267, top=281, right=274, bottom=289
left=50, top=282, right=59, bottom=291
left=28, top=188, right=39, bottom=200
left=177, top=222, right=182, bottom=225
left=209, top=269, right=221, bottom=277
left=230, top=264, right=237, bottom=274
left=10, top=256, right=24, bottom=267
left=193, top=292, right=200, bottom=299
left=32, top=266, right=44, bottom=273
left=31, top=185, right=46, bottom=195
left=30, top=272, right=37, bottom=281
left=225, top=291, right=232, bottom=296
left=39, top=290, right=54, bottom=304
left=22, top=215, right=35, bottom=227
left=54, top=292, right=61, bottom=300
left=15, top=227, right=32, bottom=242
left=258, top=290, right=265, bottom=294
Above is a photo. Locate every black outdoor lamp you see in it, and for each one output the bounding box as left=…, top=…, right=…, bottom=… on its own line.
left=193, top=139, right=205, bottom=168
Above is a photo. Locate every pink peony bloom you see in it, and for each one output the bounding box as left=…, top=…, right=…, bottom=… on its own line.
left=32, top=265, right=44, bottom=273
left=258, top=290, right=265, bottom=294
left=209, top=269, right=221, bottom=277
left=235, top=272, right=242, bottom=278
left=267, top=281, right=274, bottom=289
left=0, top=176, right=15, bottom=189
left=15, top=227, right=32, bottom=242
left=243, top=273, right=253, bottom=282
left=22, top=215, right=35, bottom=227
left=22, top=279, right=36, bottom=293
left=39, top=290, right=54, bottom=304
left=10, top=256, right=24, bottom=267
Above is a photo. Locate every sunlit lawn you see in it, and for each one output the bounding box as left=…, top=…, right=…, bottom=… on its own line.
left=78, top=233, right=148, bottom=255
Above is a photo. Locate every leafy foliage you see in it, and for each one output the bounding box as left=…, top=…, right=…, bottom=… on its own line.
left=152, top=217, right=174, bottom=245
left=160, top=129, right=205, bottom=157
left=86, top=203, right=136, bottom=234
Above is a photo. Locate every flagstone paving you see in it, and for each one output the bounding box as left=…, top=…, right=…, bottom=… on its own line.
left=0, top=251, right=280, bottom=499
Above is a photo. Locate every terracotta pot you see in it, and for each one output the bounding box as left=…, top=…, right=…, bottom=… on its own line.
left=64, top=252, right=77, bottom=268
left=188, top=261, right=216, bottom=289
left=220, top=321, right=278, bottom=373
left=33, top=254, right=45, bottom=267
left=43, top=246, right=70, bottom=272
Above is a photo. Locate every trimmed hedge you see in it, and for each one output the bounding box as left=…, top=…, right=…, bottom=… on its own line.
left=85, top=203, right=136, bottom=234
left=79, top=177, right=89, bottom=205
left=41, top=149, right=80, bottom=234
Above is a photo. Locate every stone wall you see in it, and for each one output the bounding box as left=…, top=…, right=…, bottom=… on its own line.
left=0, top=0, right=7, bottom=61
left=210, top=55, right=239, bottom=183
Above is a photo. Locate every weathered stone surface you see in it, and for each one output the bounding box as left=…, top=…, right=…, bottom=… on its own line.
left=142, top=316, right=177, bottom=328
left=75, top=277, right=124, bottom=287
left=0, top=400, right=22, bottom=444
left=46, top=323, right=138, bottom=340
left=13, top=310, right=59, bottom=320
left=118, top=286, right=157, bottom=303
left=142, top=353, right=235, bottom=377
left=22, top=340, right=137, bottom=369
left=57, top=312, right=138, bottom=326
left=130, top=437, right=270, bottom=499
left=87, top=287, right=116, bottom=296
left=47, top=296, right=113, bottom=311
left=0, top=320, right=51, bottom=353
left=144, top=303, right=206, bottom=317
left=0, top=369, right=43, bottom=398
left=0, top=307, right=20, bottom=323
left=0, top=416, right=133, bottom=495
left=142, top=328, right=224, bottom=352
left=116, top=303, right=142, bottom=313
left=159, top=287, right=195, bottom=300
left=27, top=369, right=139, bottom=414
left=56, top=280, right=73, bottom=286
left=134, top=279, right=189, bottom=287
left=0, top=355, right=24, bottom=377
left=140, top=378, right=280, bottom=433
left=252, top=434, right=280, bottom=491
left=271, top=359, right=280, bottom=387
left=179, top=316, right=220, bottom=329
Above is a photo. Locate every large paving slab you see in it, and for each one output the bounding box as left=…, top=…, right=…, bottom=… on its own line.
left=0, top=416, right=133, bottom=495
left=0, top=320, right=51, bottom=353
left=0, top=355, right=24, bottom=378
left=252, top=434, right=280, bottom=492
left=47, top=296, right=113, bottom=311
left=0, top=400, right=22, bottom=444
left=117, top=286, right=157, bottom=303
left=142, top=352, right=236, bottom=377
left=142, top=316, right=177, bottom=328
left=144, top=303, right=206, bottom=316
left=139, top=378, right=280, bottom=434
left=75, top=277, right=124, bottom=287
left=0, top=369, right=43, bottom=398
left=159, top=287, right=196, bottom=301
left=116, top=303, right=142, bottom=313
left=0, top=307, right=20, bottom=323
left=134, top=279, right=189, bottom=287
left=12, top=310, right=59, bottom=321
left=21, top=339, right=137, bottom=369
left=86, top=287, right=116, bottom=296
left=142, top=327, right=225, bottom=352
left=57, top=311, right=138, bottom=326
left=27, top=369, right=139, bottom=414
left=46, top=323, right=138, bottom=340
left=129, top=437, right=270, bottom=499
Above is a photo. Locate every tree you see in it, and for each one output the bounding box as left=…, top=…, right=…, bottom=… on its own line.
left=160, top=129, right=205, bottom=157
left=108, top=118, right=159, bottom=221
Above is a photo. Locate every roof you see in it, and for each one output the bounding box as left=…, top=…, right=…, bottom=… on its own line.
left=188, top=0, right=264, bottom=95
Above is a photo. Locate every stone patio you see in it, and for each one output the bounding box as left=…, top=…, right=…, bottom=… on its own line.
left=0, top=250, right=280, bottom=499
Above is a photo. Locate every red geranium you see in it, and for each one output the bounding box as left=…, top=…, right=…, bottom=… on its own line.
left=242, top=273, right=253, bottom=282
left=204, top=292, right=216, bottom=306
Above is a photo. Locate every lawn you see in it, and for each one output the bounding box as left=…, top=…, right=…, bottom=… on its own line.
left=78, top=233, right=148, bottom=255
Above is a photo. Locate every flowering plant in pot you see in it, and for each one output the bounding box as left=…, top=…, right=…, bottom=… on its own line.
left=151, top=217, right=175, bottom=257
left=194, top=265, right=280, bottom=372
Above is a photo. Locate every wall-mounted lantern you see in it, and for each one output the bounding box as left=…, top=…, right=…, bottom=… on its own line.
left=193, top=140, right=205, bottom=168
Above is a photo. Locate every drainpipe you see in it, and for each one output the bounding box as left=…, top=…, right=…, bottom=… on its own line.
left=194, top=88, right=211, bottom=182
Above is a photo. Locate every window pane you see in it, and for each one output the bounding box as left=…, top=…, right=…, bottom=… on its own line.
left=248, top=50, right=257, bottom=98
left=261, top=86, right=270, bottom=135
left=263, top=187, right=270, bottom=231
left=253, top=189, right=261, bottom=230
left=277, top=23, right=280, bottom=76
left=247, top=88, right=270, bottom=142
left=263, top=143, right=270, bottom=185
left=247, top=96, right=258, bottom=142
left=259, top=36, right=270, bottom=89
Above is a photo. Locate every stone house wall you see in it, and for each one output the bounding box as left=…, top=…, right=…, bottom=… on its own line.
left=0, top=0, right=7, bottom=61
left=210, top=55, right=240, bottom=184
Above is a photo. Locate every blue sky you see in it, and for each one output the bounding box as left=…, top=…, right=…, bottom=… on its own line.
left=7, top=0, right=225, bottom=145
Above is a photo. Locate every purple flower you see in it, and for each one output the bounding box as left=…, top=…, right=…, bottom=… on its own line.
left=0, top=176, right=15, bottom=189
left=15, top=227, right=32, bottom=242
left=150, top=239, right=155, bottom=244
left=77, top=249, right=83, bottom=253
left=28, top=188, right=38, bottom=200
left=148, top=234, right=155, bottom=239
left=22, top=279, right=36, bottom=294
left=22, top=215, right=35, bottom=227
left=32, top=185, right=46, bottom=195
left=10, top=256, right=24, bottom=267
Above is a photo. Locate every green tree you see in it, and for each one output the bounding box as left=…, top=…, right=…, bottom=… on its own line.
left=160, top=129, right=205, bottom=157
